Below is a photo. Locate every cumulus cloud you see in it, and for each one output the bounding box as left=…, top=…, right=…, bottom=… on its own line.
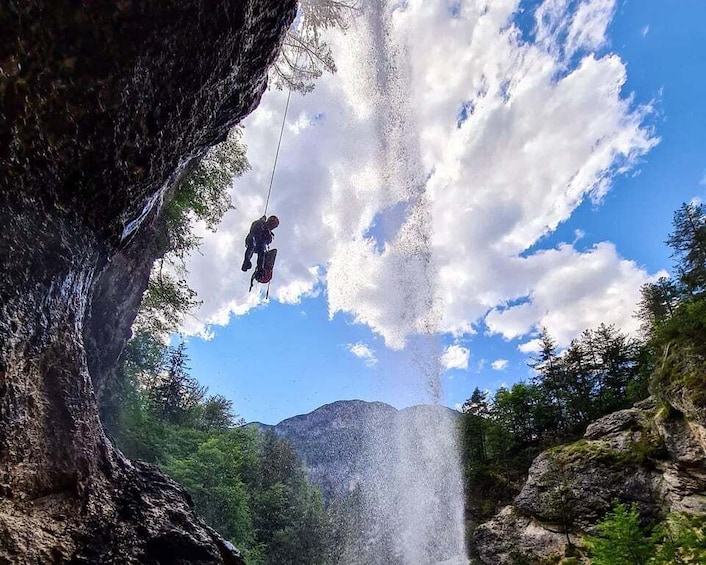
left=519, top=338, right=543, bottom=354
left=491, top=359, right=509, bottom=371
left=183, top=0, right=658, bottom=355
left=441, top=345, right=470, bottom=371
left=484, top=243, right=667, bottom=347
left=347, top=342, right=378, bottom=367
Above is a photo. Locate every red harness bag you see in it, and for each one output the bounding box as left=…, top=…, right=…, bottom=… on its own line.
left=250, top=248, right=278, bottom=292
left=256, top=248, right=277, bottom=283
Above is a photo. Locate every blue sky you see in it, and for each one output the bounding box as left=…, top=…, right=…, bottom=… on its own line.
left=182, top=0, right=706, bottom=425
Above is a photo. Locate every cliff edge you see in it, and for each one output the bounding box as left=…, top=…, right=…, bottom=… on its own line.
left=0, top=1, right=295, bottom=562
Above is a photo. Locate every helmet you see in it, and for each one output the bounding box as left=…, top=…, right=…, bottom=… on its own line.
left=266, top=215, right=280, bottom=229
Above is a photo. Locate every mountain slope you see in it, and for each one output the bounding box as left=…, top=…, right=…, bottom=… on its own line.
left=263, top=400, right=460, bottom=500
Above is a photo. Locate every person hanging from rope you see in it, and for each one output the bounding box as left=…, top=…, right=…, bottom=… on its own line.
left=242, top=214, right=280, bottom=278
left=242, top=86, right=289, bottom=296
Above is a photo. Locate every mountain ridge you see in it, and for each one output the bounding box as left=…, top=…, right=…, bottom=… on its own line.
left=250, top=399, right=461, bottom=500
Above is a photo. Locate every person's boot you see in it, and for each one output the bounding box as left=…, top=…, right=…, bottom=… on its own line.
left=241, top=259, right=252, bottom=271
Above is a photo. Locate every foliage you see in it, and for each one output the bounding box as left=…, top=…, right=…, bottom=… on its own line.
left=461, top=323, right=649, bottom=549
left=586, top=503, right=655, bottom=565
left=112, top=331, right=336, bottom=564
left=133, top=128, right=249, bottom=337
left=665, top=202, right=706, bottom=295
left=271, top=0, right=360, bottom=93
left=635, top=202, right=706, bottom=406
left=149, top=342, right=206, bottom=427
left=587, top=502, right=706, bottom=565
left=651, top=513, right=706, bottom=564
left=251, top=433, right=334, bottom=565
left=136, top=266, right=201, bottom=337
left=463, top=202, right=706, bottom=563
left=164, top=435, right=254, bottom=546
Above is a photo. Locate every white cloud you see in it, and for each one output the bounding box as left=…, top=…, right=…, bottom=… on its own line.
left=491, top=359, right=509, bottom=371
left=347, top=342, right=378, bottom=367
left=535, top=0, right=615, bottom=59
left=700, top=173, right=706, bottom=187
left=441, top=345, right=470, bottom=371
left=566, top=0, right=616, bottom=55
left=641, top=25, right=650, bottom=37
left=484, top=243, right=666, bottom=347
left=519, top=338, right=543, bottom=354
left=183, top=0, right=658, bottom=356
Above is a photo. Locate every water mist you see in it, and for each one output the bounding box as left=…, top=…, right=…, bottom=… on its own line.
left=335, top=1, right=468, bottom=563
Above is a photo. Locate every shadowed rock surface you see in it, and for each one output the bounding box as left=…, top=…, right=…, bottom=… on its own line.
left=0, top=1, right=295, bottom=562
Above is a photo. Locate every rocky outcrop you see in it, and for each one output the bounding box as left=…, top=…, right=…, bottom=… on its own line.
left=473, top=398, right=706, bottom=564
left=0, top=1, right=295, bottom=562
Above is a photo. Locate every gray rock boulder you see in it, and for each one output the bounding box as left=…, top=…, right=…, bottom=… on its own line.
left=474, top=397, right=706, bottom=564
left=473, top=506, right=567, bottom=565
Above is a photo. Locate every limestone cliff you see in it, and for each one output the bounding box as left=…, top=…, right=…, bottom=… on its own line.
left=473, top=397, right=706, bottom=564
left=0, top=1, right=295, bottom=562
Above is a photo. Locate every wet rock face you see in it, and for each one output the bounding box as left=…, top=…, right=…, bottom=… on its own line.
left=0, top=0, right=295, bottom=562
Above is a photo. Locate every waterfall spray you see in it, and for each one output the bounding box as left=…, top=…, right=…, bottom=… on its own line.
left=337, top=1, right=468, bottom=562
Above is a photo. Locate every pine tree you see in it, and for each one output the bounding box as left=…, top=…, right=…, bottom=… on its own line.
left=667, top=202, right=706, bottom=294
left=636, top=277, right=679, bottom=338
left=150, top=342, right=205, bottom=426
left=587, top=503, right=655, bottom=565
left=562, top=337, right=595, bottom=434
left=529, top=329, right=565, bottom=440
left=462, top=388, right=489, bottom=467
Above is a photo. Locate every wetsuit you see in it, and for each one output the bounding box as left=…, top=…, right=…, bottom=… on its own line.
left=242, top=216, right=274, bottom=273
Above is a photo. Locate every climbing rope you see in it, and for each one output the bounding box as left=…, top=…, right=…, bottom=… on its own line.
left=263, top=88, right=292, bottom=217
left=259, top=88, right=293, bottom=300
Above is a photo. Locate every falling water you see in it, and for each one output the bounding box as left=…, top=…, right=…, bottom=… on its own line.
left=337, top=1, right=467, bottom=563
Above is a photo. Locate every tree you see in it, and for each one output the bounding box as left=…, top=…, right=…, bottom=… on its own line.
left=251, top=430, right=334, bottom=564
left=561, top=337, right=595, bottom=432
left=592, top=323, right=641, bottom=413
left=462, top=388, right=489, bottom=476
left=587, top=502, right=655, bottom=565
left=137, top=268, right=201, bottom=337
left=165, top=435, right=253, bottom=546
left=637, top=277, right=679, bottom=339
left=201, top=394, right=238, bottom=431
left=529, top=329, right=566, bottom=441
left=133, top=128, right=249, bottom=337
left=150, top=342, right=206, bottom=426
left=666, top=202, right=706, bottom=294
left=271, top=0, right=360, bottom=93
left=652, top=513, right=706, bottom=564
left=544, top=458, right=577, bottom=547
